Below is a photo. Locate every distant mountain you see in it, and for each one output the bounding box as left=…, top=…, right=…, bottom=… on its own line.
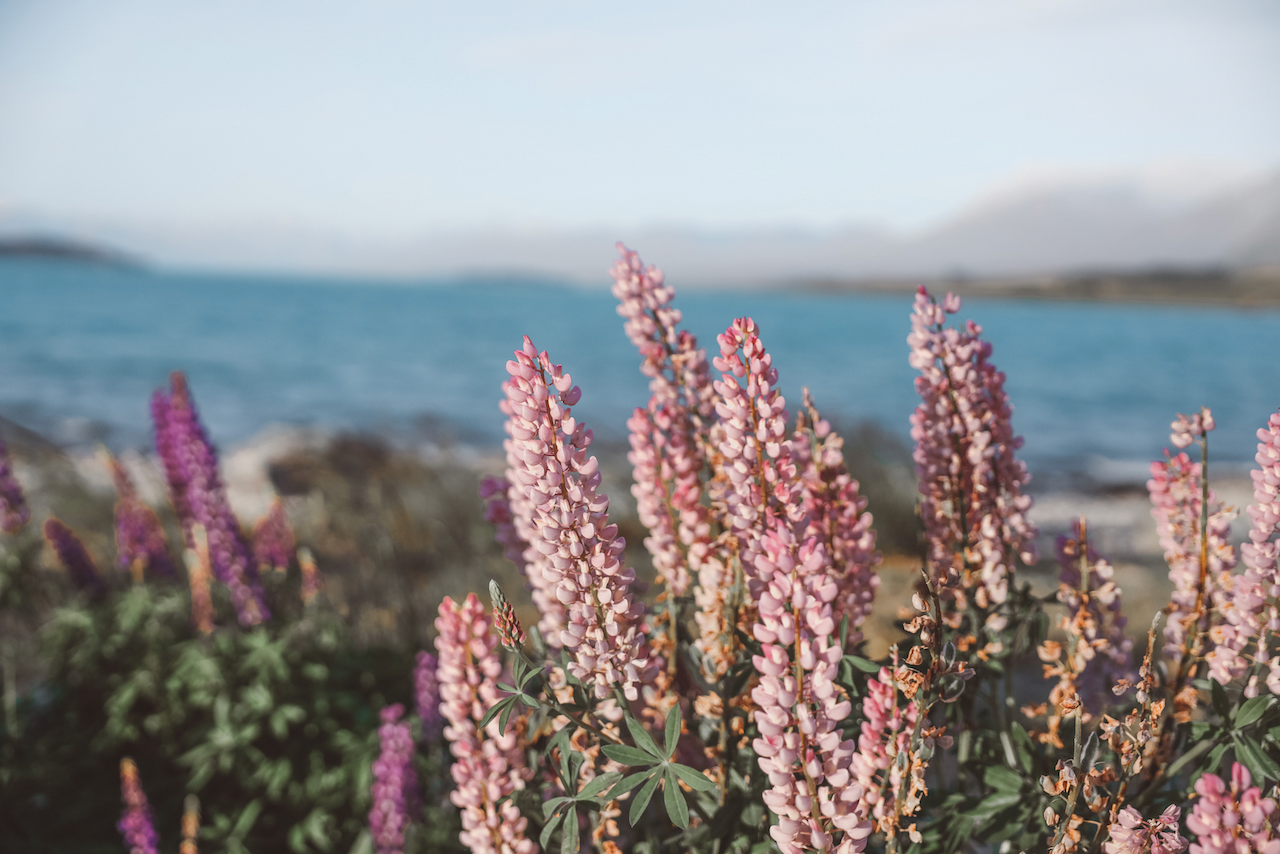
left=0, top=235, right=141, bottom=268
left=2, top=171, right=1276, bottom=283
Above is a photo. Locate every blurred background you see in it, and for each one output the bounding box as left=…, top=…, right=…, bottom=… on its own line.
left=0, top=2, right=1278, bottom=849
left=1, top=0, right=1279, bottom=638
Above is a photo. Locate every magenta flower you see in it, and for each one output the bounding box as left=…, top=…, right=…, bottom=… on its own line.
left=251, top=497, right=295, bottom=574
left=907, top=287, right=1036, bottom=612
left=118, top=758, right=159, bottom=854
left=1104, top=805, right=1188, bottom=854
left=43, top=517, right=104, bottom=596
left=750, top=523, right=872, bottom=853
left=0, top=436, right=29, bottom=534
left=435, top=593, right=535, bottom=854
left=108, top=455, right=174, bottom=579
left=369, top=703, right=419, bottom=854
left=1188, top=763, right=1280, bottom=854
left=152, top=372, right=268, bottom=625
left=414, top=651, right=442, bottom=743
left=501, top=336, right=650, bottom=701
left=612, top=244, right=716, bottom=598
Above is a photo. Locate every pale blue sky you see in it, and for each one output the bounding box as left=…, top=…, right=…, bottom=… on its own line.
left=0, top=0, right=1276, bottom=240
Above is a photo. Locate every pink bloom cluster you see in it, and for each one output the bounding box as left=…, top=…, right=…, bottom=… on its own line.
left=1104, top=806, right=1188, bottom=854
left=792, top=390, right=881, bottom=639
left=251, top=498, right=295, bottom=574
left=501, top=336, right=649, bottom=700
left=108, top=456, right=175, bottom=579
left=751, top=524, right=872, bottom=853
left=0, top=435, right=29, bottom=534
left=1229, top=408, right=1280, bottom=694
left=118, top=758, right=159, bottom=854
left=1148, top=445, right=1236, bottom=671
left=713, top=318, right=801, bottom=597
left=152, top=372, right=268, bottom=625
left=369, top=704, right=419, bottom=854
left=1052, top=520, right=1134, bottom=716
left=44, top=517, right=104, bottom=596
left=1188, top=763, right=1280, bottom=854
left=613, top=244, right=715, bottom=597
left=415, top=651, right=442, bottom=742
left=907, top=287, right=1036, bottom=611
left=848, top=667, right=920, bottom=832
left=435, top=594, right=535, bottom=854
left=1172, top=409, right=1216, bottom=449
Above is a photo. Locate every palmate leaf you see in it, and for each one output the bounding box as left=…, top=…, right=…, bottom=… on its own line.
left=663, top=768, right=689, bottom=830
left=602, top=744, right=659, bottom=767
left=664, top=705, right=680, bottom=759
left=539, top=811, right=563, bottom=850
left=560, top=805, right=579, bottom=854
left=478, top=695, right=516, bottom=730
left=579, top=771, right=622, bottom=800
left=625, top=715, right=665, bottom=760
left=670, top=763, right=716, bottom=792
left=608, top=771, right=654, bottom=801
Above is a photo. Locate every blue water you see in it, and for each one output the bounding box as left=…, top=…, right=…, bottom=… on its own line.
left=1, top=259, right=1278, bottom=473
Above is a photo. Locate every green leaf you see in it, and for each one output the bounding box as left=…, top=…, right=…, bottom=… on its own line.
left=579, top=772, right=623, bottom=800
left=479, top=696, right=515, bottom=730
left=664, top=704, right=681, bottom=759
left=846, top=655, right=881, bottom=673
left=1237, top=695, right=1274, bottom=728
left=1233, top=734, right=1280, bottom=783
left=607, top=771, right=654, bottom=800
left=1212, top=680, right=1231, bottom=720
left=663, top=768, right=689, bottom=830
left=838, top=614, right=850, bottom=649
left=231, top=798, right=263, bottom=838
left=625, top=715, right=665, bottom=759
left=602, top=744, right=660, bottom=767
left=983, top=765, right=1024, bottom=792
left=540, top=811, right=563, bottom=849
left=628, top=772, right=662, bottom=826
left=670, top=763, right=716, bottom=792
left=960, top=791, right=1023, bottom=819
left=560, top=806, right=579, bottom=854
left=543, top=796, right=571, bottom=820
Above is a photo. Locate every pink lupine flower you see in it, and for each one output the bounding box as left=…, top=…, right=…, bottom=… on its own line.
left=907, top=287, right=1036, bottom=612
left=369, top=703, right=419, bottom=854
left=849, top=667, right=921, bottom=833
left=118, top=758, right=160, bottom=854
left=750, top=523, right=872, bottom=853
left=501, top=336, right=650, bottom=701
left=1104, top=805, right=1188, bottom=854
left=1234, top=409, right=1280, bottom=694
left=435, top=594, right=536, bottom=854
left=1171, top=409, right=1215, bottom=450
left=107, top=455, right=174, bottom=579
left=415, top=651, right=443, bottom=742
left=1148, top=444, right=1237, bottom=672
left=793, top=389, right=880, bottom=641
left=44, top=517, right=104, bottom=596
left=152, top=372, right=268, bottom=625
left=1188, top=763, right=1280, bottom=854
left=251, top=497, right=295, bottom=574
left=0, top=435, right=29, bottom=534
left=612, top=244, right=716, bottom=598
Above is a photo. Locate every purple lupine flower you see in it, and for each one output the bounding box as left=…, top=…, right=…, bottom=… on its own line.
left=152, top=372, right=268, bottom=625
left=108, top=455, right=174, bottom=579
left=118, top=758, right=160, bottom=854
left=43, top=517, right=104, bottom=596
left=414, top=651, right=442, bottom=742
left=251, top=497, right=295, bottom=574
left=0, top=436, right=29, bottom=534
left=369, top=703, right=419, bottom=854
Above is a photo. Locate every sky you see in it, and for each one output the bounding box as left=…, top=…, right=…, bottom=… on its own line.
left=0, top=0, right=1277, bottom=243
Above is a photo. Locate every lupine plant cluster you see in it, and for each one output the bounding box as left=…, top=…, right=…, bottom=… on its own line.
left=3, top=243, right=1280, bottom=854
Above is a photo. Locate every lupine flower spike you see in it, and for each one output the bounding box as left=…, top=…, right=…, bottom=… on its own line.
left=118, top=758, right=159, bottom=854
left=489, top=580, right=526, bottom=649
left=180, top=795, right=200, bottom=854
left=502, top=336, right=650, bottom=700
left=44, top=517, right=105, bottom=596
left=251, top=497, right=295, bottom=575
left=1187, top=762, right=1280, bottom=854
left=104, top=451, right=175, bottom=581
left=185, top=524, right=215, bottom=635
left=152, top=372, right=269, bottom=625
left=0, top=435, right=29, bottom=533
left=435, top=594, right=535, bottom=854
left=1103, top=805, right=1188, bottom=854
left=369, top=703, right=419, bottom=854
left=414, top=651, right=443, bottom=742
